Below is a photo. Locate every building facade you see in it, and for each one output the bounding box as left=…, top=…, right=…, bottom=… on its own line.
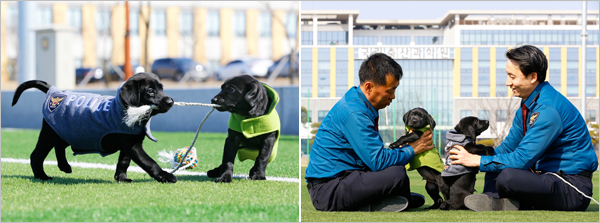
left=300, top=10, right=599, bottom=147
left=0, top=1, right=298, bottom=81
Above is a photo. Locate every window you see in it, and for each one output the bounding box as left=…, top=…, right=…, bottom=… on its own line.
left=460, top=110, right=472, bottom=119
left=382, top=36, right=410, bottom=45
left=318, top=110, right=330, bottom=122
left=96, top=8, right=111, bottom=35
left=207, top=10, right=220, bottom=37
left=353, top=36, right=377, bottom=45
left=234, top=10, right=245, bottom=37
left=496, top=110, right=508, bottom=122
left=317, top=31, right=347, bottom=45
left=180, top=11, right=193, bottom=36
left=586, top=110, right=596, bottom=122
left=37, top=6, right=52, bottom=26
left=301, top=31, right=312, bottom=45
left=129, top=10, right=139, bottom=35
left=415, top=36, right=443, bottom=45
left=67, top=7, right=82, bottom=33
left=259, top=12, right=271, bottom=38
left=286, top=13, right=297, bottom=38
left=478, top=110, right=490, bottom=120
left=151, top=10, right=166, bottom=36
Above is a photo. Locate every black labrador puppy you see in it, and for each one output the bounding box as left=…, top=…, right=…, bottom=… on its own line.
left=438, top=116, right=495, bottom=210
left=12, top=73, right=177, bottom=183
left=208, top=75, right=279, bottom=183
left=389, top=108, right=444, bottom=209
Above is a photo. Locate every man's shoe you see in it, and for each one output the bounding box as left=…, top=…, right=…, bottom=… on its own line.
left=358, top=196, right=409, bottom=212
left=408, top=193, right=425, bottom=209
left=464, top=194, right=520, bottom=211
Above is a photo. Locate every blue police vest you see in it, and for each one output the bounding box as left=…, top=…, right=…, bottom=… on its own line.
left=42, top=86, right=157, bottom=156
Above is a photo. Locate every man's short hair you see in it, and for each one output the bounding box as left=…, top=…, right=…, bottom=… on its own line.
left=505, top=45, right=548, bottom=82
left=359, top=53, right=403, bottom=86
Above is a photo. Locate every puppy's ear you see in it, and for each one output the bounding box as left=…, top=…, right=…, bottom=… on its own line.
left=464, top=125, right=477, bottom=139
left=402, top=110, right=411, bottom=125
left=119, top=79, right=140, bottom=108
left=245, top=80, right=268, bottom=117
left=427, top=114, right=436, bottom=130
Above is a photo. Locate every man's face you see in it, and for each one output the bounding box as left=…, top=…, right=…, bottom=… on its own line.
left=366, top=74, right=399, bottom=110
left=505, top=60, right=537, bottom=100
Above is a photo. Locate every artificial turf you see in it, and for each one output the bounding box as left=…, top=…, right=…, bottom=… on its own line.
left=300, top=167, right=600, bottom=222
left=1, top=129, right=300, bottom=222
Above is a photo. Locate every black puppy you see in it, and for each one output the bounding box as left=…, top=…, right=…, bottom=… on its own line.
left=208, top=75, right=280, bottom=183
left=389, top=108, right=444, bottom=209
left=12, top=73, right=177, bottom=183
left=438, top=116, right=495, bottom=210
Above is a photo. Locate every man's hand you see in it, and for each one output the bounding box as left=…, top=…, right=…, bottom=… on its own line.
left=408, top=129, right=434, bottom=155
left=448, top=145, right=481, bottom=167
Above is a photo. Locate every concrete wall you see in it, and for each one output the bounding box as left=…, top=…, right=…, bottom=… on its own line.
left=2, top=86, right=299, bottom=135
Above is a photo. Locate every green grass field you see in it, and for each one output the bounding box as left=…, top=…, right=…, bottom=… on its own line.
left=301, top=167, right=600, bottom=222
left=1, top=129, right=300, bottom=222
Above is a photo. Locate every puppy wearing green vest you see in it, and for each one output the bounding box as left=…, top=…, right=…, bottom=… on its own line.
left=389, top=108, right=445, bottom=209
left=209, top=75, right=280, bottom=183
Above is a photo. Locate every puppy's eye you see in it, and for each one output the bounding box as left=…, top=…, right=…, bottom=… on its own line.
left=147, top=88, right=156, bottom=96
left=227, top=86, right=235, bottom=93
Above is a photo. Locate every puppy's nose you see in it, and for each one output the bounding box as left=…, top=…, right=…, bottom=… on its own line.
left=164, top=97, right=174, bottom=107
left=211, top=97, right=220, bottom=104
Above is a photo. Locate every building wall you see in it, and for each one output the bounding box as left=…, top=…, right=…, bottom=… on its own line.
left=1, top=1, right=7, bottom=82
left=1, top=2, right=297, bottom=78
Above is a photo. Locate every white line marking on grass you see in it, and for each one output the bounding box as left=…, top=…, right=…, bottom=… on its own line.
left=1, top=158, right=299, bottom=183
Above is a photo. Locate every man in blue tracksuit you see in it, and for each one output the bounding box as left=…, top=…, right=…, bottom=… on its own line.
left=305, top=53, right=434, bottom=212
left=450, top=45, right=598, bottom=211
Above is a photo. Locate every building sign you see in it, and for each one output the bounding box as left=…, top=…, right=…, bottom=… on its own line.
left=357, top=47, right=453, bottom=59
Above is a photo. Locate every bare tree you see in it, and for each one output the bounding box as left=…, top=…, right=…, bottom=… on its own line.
left=477, top=92, right=520, bottom=147
left=263, top=2, right=298, bottom=85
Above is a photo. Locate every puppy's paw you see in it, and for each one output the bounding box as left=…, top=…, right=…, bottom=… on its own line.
left=389, top=141, right=402, bottom=149
left=207, top=167, right=221, bottom=178
left=215, top=174, right=232, bottom=183
left=114, top=173, right=133, bottom=183
left=155, top=171, right=177, bottom=183
left=58, top=163, right=72, bottom=174
left=249, top=170, right=266, bottom=180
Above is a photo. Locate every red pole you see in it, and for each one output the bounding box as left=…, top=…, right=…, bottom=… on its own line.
left=124, top=1, right=133, bottom=80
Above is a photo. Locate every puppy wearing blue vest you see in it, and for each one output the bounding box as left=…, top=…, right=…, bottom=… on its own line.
left=438, top=116, right=495, bottom=210
left=208, top=75, right=280, bottom=183
left=12, top=73, right=177, bottom=183
left=389, top=108, right=445, bottom=209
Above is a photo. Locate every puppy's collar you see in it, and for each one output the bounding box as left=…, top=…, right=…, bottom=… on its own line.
left=405, top=125, right=431, bottom=133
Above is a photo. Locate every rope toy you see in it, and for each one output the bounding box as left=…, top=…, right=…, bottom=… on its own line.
left=126, top=102, right=220, bottom=173
left=158, top=147, right=198, bottom=170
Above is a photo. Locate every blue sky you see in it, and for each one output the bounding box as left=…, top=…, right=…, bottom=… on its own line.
left=301, top=1, right=600, bottom=20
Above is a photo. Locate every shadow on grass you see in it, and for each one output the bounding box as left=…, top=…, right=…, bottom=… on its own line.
left=2, top=175, right=114, bottom=184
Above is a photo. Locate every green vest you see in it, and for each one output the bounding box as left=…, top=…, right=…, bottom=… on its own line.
left=228, top=83, right=280, bottom=162
left=404, top=125, right=444, bottom=172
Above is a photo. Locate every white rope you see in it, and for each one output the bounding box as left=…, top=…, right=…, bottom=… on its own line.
left=544, top=172, right=599, bottom=204
left=169, top=107, right=217, bottom=174
left=174, top=102, right=221, bottom=107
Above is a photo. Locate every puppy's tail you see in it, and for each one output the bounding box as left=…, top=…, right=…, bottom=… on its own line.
left=12, top=80, right=51, bottom=106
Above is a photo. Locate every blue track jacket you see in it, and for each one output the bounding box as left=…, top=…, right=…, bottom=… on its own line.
left=305, top=87, right=415, bottom=180
left=480, top=81, right=598, bottom=175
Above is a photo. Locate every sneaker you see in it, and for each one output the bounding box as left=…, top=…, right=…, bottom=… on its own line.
left=464, top=194, right=520, bottom=211
left=358, top=196, right=409, bottom=212
left=408, top=193, right=425, bottom=209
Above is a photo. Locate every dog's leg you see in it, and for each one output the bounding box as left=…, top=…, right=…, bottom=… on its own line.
left=438, top=175, right=453, bottom=210
left=54, top=139, right=72, bottom=174
left=114, top=151, right=133, bottom=182
left=249, top=132, right=277, bottom=180
left=418, top=167, right=444, bottom=209
left=207, top=164, right=222, bottom=178
left=30, top=120, right=58, bottom=180
left=215, top=130, right=242, bottom=183
left=125, top=142, right=177, bottom=183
